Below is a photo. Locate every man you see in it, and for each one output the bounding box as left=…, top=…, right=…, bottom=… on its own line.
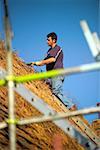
left=28, top=32, right=76, bottom=110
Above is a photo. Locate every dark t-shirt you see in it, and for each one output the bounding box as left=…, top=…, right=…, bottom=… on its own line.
left=44, top=45, right=64, bottom=71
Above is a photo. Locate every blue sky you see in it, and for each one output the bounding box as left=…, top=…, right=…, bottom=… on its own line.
left=0, top=0, right=99, bottom=122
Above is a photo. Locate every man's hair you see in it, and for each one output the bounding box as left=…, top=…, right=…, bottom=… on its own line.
left=47, top=32, right=57, bottom=42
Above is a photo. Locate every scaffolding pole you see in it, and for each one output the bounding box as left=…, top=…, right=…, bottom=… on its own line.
left=17, top=106, right=100, bottom=125
left=0, top=106, right=100, bottom=128
left=0, top=62, right=100, bottom=86
left=3, top=0, right=16, bottom=150
left=80, top=20, right=99, bottom=58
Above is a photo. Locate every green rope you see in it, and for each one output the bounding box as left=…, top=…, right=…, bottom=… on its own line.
left=0, top=79, right=6, bottom=86
left=6, top=118, right=19, bottom=125
left=0, top=69, right=62, bottom=86
left=14, top=69, right=61, bottom=83
left=0, top=62, right=100, bottom=86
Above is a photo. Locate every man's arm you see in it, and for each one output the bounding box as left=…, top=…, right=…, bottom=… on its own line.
left=31, top=57, right=56, bottom=66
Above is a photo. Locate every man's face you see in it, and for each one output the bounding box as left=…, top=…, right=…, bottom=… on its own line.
left=47, top=37, right=55, bottom=46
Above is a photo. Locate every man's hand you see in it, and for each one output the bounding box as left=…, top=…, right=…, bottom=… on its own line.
left=26, top=62, right=34, bottom=66
left=26, top=58, right=55, bottom=67
left=34, top=61, right=41, bottom=66
left=26, top=62, right=40, bottom=66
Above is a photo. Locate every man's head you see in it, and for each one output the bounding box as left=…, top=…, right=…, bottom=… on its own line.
left=47, top=32, right=57, bottom=47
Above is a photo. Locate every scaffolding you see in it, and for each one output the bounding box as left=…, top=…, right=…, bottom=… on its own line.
left=0, top=0, right=100, bottom=150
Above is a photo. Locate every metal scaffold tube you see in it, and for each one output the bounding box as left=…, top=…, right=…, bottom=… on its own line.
left=0, top=62, right=100, bottom=86
left=12, top=62, right=100, bottom=83
left=3, top=0, right=16, bottom=150
left=80, top=20, right=99, bottom=58
left=18, top=106, right=100, bottom=125
left=7, top=62, right=100, bottom=83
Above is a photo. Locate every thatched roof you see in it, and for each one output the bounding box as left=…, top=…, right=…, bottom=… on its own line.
left=0, top=41, right=94, bottom=149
